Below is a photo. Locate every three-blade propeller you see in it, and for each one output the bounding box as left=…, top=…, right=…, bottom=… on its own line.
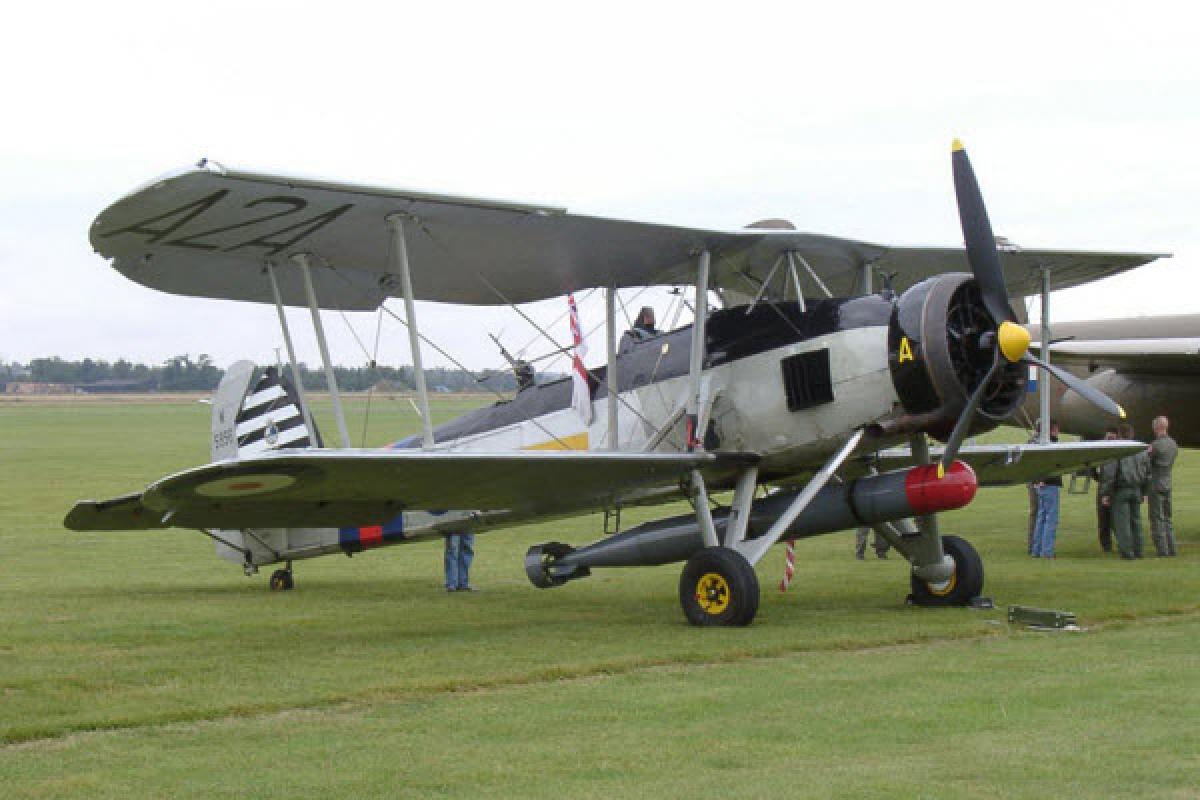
left=938, top=140, right=1125, bottom=474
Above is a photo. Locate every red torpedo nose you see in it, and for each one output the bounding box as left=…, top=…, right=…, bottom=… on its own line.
left=904, top=461, right=978, bottom=515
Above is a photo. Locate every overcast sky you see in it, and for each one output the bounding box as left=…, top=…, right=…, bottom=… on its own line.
left=2, top=1, right=1197, bottom=374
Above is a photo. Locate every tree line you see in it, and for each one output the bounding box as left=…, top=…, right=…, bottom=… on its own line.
left=3, top=356, right=551, bottom=393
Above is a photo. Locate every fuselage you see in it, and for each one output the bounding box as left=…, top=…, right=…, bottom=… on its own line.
left=393, top=296, right=901, bottom=475
left=223, top=297, right=912, bottom=567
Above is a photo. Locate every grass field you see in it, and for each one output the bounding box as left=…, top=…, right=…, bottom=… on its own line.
left=2, top=395, right=1198, bottom=798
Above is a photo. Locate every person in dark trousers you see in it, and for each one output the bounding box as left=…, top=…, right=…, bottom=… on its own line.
left=855, top=526, right=890, bottom=560
left=444, top=532, right=476, bottom=591
left=1092, top=427, right=1119, bottom=553
left=1100, top=423, right=1151, bottom=560
left=1031, top=421, right=1063, bottom=558
left=1147, top=415, right=1179, bottom=556
left=1026, top=422, right=1042, bottom=555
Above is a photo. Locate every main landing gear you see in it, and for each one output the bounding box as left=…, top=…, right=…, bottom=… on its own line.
left=679, top=547, right=760, bottom=626
left=907, top=535, right=983, bottom=607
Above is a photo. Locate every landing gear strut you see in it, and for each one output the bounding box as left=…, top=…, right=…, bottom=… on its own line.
left=908, top=535, right=983, bottom=606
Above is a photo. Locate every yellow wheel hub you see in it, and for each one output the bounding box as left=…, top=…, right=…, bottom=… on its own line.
left=926, top=569, right=958, bottom=597
left=695, top=572, right=731, bottom=615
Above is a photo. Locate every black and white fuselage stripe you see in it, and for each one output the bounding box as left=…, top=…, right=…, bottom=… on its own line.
left=236, top=369, right=312, bottom=455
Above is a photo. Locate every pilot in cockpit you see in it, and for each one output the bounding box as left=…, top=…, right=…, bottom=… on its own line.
left=619, top=306, right=660, bottom=354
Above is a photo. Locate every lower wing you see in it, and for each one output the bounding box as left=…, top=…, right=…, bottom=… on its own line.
left=66, top=449, right=757, bottom=531
left=871, top=440, right=1145, bottom=486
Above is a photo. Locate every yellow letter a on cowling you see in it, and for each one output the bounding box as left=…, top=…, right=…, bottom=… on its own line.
left=898, top=337, right=915, bottom=364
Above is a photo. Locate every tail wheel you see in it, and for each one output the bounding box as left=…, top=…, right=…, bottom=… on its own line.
left=909, top=534, right=983, bottom=606
left=679, top=547, right=760, bottom=626
left=269, top=569, right=294, bottom=591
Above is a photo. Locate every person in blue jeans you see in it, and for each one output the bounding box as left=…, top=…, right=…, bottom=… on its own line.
left=1031, top=422, right=1062, bottom=558
left=444, top=532, right=476, bottom=591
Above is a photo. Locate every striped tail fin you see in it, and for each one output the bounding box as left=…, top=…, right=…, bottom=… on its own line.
left=235, top=366, right=321, bottom=457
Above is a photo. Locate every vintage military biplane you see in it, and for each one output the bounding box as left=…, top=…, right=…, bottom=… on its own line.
left=67, top=143, right=1160, bottom=625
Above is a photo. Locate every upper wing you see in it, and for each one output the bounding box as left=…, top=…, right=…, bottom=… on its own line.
left=1032, top=338, right=1200, bottom=375
left=91, top=163, right=1167, bottom=310
left=871, top=440, right=1146, bottom=486
left=65, top=449, right=756, bottom=531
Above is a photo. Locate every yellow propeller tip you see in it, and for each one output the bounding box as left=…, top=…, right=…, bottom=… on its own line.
left=937, top=463, right=946, bottom=479
left=952, top=138, right=965, bottom=152
left=1118, top=405, right=1127, bottom=420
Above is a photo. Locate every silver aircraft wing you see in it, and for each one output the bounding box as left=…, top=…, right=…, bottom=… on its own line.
left=1031, top=338, right=1200, bottom=375
left=90, top=163, right=1167, bottom=310
left=65, top=449, right=757, bottom=531
left=870, top=440, right=1146, bottom=486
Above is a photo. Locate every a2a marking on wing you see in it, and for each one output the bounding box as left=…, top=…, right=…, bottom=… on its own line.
left=99, top=191, right=355, bottom=256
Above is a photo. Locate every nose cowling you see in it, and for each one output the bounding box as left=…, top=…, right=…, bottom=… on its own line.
left=887, top=273, right=1027, bottom=441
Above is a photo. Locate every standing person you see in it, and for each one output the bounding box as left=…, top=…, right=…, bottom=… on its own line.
left=1026, top=422, right=1041, bottom=555
left=1031, top=421, right=1063, bottom=558
left=444, top=532, right=476, bottom=592
left=1100, top=423, right=1150, bottom=560
left=1147, top=415, right=1179, bottom=557
left=1093, top=427, right=1119, bottom=553
left=854, top=526, right=889, bottom=560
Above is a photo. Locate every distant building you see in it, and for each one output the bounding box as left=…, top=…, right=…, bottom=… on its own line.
left=3, top=382, right=77, bottom=395
left=77, top=379, right=157, bottom=394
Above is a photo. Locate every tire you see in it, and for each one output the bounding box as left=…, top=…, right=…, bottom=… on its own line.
left=909, top=534, right=983, bottom=607
left=679, top=547, right=760, bottom=626
left=269, top=569, right=294, bottom=591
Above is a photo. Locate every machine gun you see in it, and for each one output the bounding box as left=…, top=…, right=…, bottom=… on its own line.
left=489, top=333, right=535, bottom=391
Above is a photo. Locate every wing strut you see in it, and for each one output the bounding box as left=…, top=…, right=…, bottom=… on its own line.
left=294, top=253, right=352, bottom=448
left=605, top=288, right=619, bottom=450
left=794, top=252, right=834, bottom=299
left=265, top=262, right=319, bottom=443
left=387, top=214, right=435, bottom=449
left=734, top=427, right=866, bottom=566
left=1037, top=264, right=1052, bottom=443
left=685, top=250, right=711, bottom=450
left=785, top=251, right=806, bottom=311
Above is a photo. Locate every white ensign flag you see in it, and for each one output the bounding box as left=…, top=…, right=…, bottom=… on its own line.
left=568, top=293, right=593, bottom=425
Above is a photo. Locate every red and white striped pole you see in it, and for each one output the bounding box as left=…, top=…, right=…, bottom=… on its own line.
left=779, top=538, right=796, bottom=592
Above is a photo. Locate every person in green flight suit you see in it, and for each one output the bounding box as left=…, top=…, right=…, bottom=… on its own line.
left=1147, top=415, right=1179, bottom=557
left=1099, top=422, right=1151, bottom=560
left=1091, top=427, right=1119, bottom=554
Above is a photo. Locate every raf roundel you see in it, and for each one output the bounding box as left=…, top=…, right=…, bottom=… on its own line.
left=193, top=472, right=297, bottom=498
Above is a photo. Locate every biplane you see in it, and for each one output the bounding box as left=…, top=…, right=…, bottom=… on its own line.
left=66, top=143, right=1161, bottom=625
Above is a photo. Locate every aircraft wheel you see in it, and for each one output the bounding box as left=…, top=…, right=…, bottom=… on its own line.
left=909, top=534, right=983, bottom=606
left=679, top=547, right=759, bottom=626
left=269, top=569, right=294, bottom=591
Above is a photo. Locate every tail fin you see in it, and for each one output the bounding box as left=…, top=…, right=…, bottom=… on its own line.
left=211, top=361, right=321, bottom=461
